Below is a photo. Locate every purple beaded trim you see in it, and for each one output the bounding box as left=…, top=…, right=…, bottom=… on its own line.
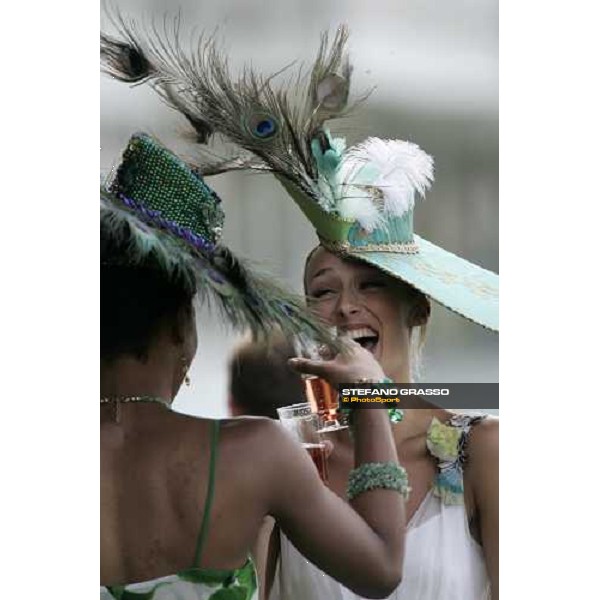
left=116, top=193, right=216, bottom=256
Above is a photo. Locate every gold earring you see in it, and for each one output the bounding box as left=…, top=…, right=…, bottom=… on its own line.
left=182, top=357, right=191, bottom=387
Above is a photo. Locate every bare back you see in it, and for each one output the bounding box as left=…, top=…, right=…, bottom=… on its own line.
left=100, top=407, right=273, bottom=586
left=101, top=404, right=408, bottom=598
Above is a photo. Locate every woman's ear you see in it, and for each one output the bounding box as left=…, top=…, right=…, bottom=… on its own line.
left=408, top=296, right=431, bottom=327
left=171, top=304, right=194, bottom=347
left=170, top=311, right=185, bottom=346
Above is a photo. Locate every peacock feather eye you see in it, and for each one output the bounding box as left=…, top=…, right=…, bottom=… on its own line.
left=245, top=113, right=279, bottom=140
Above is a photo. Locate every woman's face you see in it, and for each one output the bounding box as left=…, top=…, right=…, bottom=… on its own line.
left=305, top=247, right=425, bottom=378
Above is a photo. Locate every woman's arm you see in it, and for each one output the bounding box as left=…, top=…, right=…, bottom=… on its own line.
left=467, top=418, right=499, bottom=599
left=266, top=413, right=404, bottom=599
left=264, top=340, right=406, bottom=599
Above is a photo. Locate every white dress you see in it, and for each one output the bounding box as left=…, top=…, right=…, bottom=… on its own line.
left=269, top=415, right=491, bottom=600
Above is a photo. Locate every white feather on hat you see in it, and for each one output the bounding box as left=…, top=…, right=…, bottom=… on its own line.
left=336, top=138, right=434, bottom=231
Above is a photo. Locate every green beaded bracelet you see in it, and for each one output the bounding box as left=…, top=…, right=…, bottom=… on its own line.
left=347, top=462, right=411, bottom=501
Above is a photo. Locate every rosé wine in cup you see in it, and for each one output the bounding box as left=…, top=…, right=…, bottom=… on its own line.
left=293, top=330, right=347, bottom=432
left=277, top=403, right=329, bottom=482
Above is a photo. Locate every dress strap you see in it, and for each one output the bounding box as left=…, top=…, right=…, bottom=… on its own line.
left=193, top=419, right=221, bottom=566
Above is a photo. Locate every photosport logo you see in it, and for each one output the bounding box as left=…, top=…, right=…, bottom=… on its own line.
left=338, top=383, right=499, bottom=411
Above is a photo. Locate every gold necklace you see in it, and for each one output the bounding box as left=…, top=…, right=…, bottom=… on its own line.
left=100, top=395, right=170, bottom=407
left=100, top=396, right=171, bottom=422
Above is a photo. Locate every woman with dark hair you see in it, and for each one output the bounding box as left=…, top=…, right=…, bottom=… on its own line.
left=100, top=134, right=411, bottom=600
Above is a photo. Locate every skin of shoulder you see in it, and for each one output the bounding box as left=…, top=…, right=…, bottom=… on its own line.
left=214, top=415, right=321, bottom=516
left=165, top=414, right=293, bottom=502
left=217, top=415, right=316, bottom=491
left=464, top=417, right=499, bottom=494
left=218, top=416, right=289, bottom=466
left=216, top=416, right=301, bottom=510
left=464, top=416, right=499, bottom=600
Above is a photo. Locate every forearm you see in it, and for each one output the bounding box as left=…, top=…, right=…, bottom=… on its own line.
left=350, top=409, right=405, bottom=563
left=352, top=409, right=399, bottom=465
left=280, top=344, right=407, bottom=594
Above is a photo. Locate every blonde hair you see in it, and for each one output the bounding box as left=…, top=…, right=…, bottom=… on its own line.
left=409, top=322, right=428, bottom=382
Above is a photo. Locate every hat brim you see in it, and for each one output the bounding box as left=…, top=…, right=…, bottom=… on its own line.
left=345, top=235, right=499, bottom=332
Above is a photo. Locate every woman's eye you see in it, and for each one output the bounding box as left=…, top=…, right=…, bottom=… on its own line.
left=360, top=280, right=386, bottom=290
left=310, top=289, right=335, bottom=299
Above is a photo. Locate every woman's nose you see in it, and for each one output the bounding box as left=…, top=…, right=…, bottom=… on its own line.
left=336, top=288, right=362, bottom=318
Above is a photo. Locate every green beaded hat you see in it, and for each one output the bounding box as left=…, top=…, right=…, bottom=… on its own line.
left=101, top=21, right=498, bottom=331
left=101, top=133, right=334, bottom=341
left=109, top=132, right=224, bottom=252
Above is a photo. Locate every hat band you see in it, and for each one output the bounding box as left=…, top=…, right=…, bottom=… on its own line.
left=321, top=239, right=420, bottom=254
left=116, top=192, right=216, bottom=256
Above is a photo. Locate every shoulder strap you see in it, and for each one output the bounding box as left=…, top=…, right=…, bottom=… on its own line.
left=193, top=419, right=221, bottom=567
left=448, top=413, right=487, bottom=467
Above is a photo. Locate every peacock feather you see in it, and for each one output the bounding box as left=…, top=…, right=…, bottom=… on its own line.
left=101, top=12, right=433, bottom=234
left=101, top=13, right=359, bottom=204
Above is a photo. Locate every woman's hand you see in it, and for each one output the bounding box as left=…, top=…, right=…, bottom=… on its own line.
left=288, top=338, right=386, bottom=387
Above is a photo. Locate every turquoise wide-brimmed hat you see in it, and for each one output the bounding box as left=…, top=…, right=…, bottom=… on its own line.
left=278, top=134, right=499, bottom=332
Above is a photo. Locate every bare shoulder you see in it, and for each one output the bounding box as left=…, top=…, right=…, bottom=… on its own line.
left=467, top=416, right=499, bottom=465
left=219, top=416, right=288, bottom=447
left=168, top=412, right=275, bottom=435
left=218, top=416, right=298, bottom=469
left=464, top=416, right=498, bottom=510
left=166, top=414, right=293, bottom=463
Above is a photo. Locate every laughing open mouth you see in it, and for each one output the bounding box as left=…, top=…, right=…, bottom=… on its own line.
left=344, top=327, right=380, bottom=354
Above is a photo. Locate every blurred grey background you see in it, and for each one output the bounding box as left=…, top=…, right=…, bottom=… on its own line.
left=101, top=0, right=498, bottom=417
